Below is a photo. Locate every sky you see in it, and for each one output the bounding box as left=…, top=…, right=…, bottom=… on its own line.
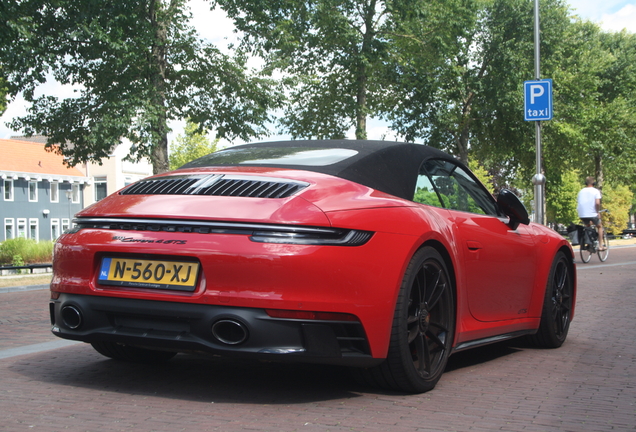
left=1, top=0, right=635, bottom=143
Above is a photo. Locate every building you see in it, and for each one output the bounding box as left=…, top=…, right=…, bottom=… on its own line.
left=82, top=139, right=153, bottom=207
left=1, top=138, right=88, bottom=241
left=1, top=137, right=153, bottom=242
left=13, top=135, right=154, bottom=208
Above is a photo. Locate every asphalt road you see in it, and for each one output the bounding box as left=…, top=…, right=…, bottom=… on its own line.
left=1, top=245, right=635, bottom=431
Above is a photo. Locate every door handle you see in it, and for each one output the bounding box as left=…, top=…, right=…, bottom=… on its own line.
left=466, top=240, right=483, bottom=251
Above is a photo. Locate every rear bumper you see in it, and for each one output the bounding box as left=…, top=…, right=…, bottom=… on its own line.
left=50, top=293, right=380, bottom=367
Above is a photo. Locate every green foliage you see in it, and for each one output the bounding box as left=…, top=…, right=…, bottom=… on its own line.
left=217, top=0, right=442, bottom=140
left=385, top=0, right=565, bottom=164
left=601, top=183, right=633, bottom=235
left=0, top=238, right=54, bottom=265
left=1, top=0, right=280, bottom=174
left=547, top=169, right=580, bottom=226
left=0, top=71, right=7, bottom=116
left=414, top=187, right=450, bottom=208
left=543, top=20, right=636, bottom=190
left=468, top=159, right=494, bottom=194
left=11, top=254, right=24, bottom=267
left=11, top=255, right=25, bottom=274
left=2, top=0, right=635, bottom=212
left=169, top=121, right=219, bottom=170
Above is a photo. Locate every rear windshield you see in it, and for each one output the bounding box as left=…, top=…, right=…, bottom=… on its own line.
left=182, top=147, right=359, bottom=168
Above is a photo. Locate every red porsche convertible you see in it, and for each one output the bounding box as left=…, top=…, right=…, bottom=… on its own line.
left=49, top=140, right=575, bottom=393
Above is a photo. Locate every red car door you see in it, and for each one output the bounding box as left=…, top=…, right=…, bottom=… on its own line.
left=452, top=211, right=537, bottom=322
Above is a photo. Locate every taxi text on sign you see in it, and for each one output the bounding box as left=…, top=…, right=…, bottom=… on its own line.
left=524, top=79, right=553, bottom=121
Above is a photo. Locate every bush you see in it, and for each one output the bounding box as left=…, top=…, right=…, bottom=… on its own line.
left=601, top=183, right=633, bottom=235
left=0, top=238, right=54, bottom=265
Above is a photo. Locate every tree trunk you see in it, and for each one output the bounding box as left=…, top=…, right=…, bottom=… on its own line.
left=354, top=0, right=380, bottom=141
left=594, top=153, right=603, bottom=190
left=355, top=72, right=368, bottom=140
left=149, top=0, right=170, bottom=174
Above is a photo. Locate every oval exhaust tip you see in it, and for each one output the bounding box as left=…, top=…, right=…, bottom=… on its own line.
left=61, top=305, right=82, bottom=329
left=212, top=319, right=249, bottom=345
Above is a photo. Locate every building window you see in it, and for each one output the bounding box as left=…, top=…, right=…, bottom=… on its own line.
left=17, top=218, right=27, bottom=238
left=3, top=179, right=13, bottom=201
left=29, top=218, right=39, bottom=241
left=50, top=182, right=59, bottom=203
left=61, top=218, right=70, bottom=233
left=29, top=180, right=38, bottom=202
left=94, top=176, right=108, bottom=201
left=72, top=183, right=80, bottom=203
left=4, top=218, right=14, bottom=240
left=51, top=219, right=61, bottom=241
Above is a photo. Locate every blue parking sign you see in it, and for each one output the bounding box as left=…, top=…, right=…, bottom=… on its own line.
left=524, top=79, right=553, bottom=121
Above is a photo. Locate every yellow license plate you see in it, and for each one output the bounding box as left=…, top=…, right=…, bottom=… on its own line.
left=98, top=257, right=200, bottom=291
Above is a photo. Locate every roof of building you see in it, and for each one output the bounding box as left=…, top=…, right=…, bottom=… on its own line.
left=0, top=138, right=85, bottom=178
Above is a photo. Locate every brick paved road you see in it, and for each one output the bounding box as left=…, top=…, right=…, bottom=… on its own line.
left=1, top=247, right=635, bottom=431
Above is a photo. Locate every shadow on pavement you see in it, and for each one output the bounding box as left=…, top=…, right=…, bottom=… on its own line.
left=11, top=338, right=527, bottom=403
left=10, top=344, right=365, bottom=404
left=445, top=340, right=523, bottom=372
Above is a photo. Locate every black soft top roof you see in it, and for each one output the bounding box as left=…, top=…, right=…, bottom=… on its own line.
left=182, top=140, right=460, bottom=200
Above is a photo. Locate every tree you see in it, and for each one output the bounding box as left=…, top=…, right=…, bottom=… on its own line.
left=468, top=159, right=494, bottom=194
left=1, top=0, right=280, bottom=174
left=543, top=21, right=636, bottom=191
left=384, top=0, right=569, bottom=165
left=600, top=183, right=633, bottom=235
left=214, top=0, right=473, bottom=140
left=169, top=121, right=218, bottom=170
left=546, top=169, right=580, bottom=227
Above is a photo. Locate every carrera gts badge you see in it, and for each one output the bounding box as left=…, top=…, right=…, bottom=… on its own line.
left=112, top=236, right=187, bottom=245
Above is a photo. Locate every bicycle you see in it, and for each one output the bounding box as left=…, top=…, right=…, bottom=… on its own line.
left=579, top=209, right=609, bottom=263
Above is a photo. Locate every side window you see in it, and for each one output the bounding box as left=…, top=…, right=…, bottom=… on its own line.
left=414, top=172, right=448, bottom=208
left=17, top=218, right=27, bottom=238
left=94, top=176, right=108, bottom=201
left=29, top=181, right=38, bottom=202
left=415, top=159, right=499, bottom=216
left=50, top=182, right=59, bottom=203
left=51, top=219, right=61, bottom=241
left=3, top=179, right=13, bottom=201
left=4, top=218, right=14, bottom=240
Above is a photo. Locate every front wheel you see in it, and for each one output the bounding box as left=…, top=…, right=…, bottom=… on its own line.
left=355, top=247, right=455, bottom=393
left=527, top=251, right=573, bottom=348
left=598, top=231, right=609, bottom=262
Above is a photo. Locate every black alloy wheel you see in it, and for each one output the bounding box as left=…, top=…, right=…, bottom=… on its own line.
left=528, top=251, right=573, bottom=348
left=355, top=247, right=455, bottom=393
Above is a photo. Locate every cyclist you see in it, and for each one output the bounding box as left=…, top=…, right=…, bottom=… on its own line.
left=577, top=176, right=606, bottom=251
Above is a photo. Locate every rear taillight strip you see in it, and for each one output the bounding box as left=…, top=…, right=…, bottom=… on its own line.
left=70, top=217, right=374, bottom=247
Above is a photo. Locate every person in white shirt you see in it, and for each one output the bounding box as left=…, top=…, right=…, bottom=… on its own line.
left=577, top=176, right=606, bottom=250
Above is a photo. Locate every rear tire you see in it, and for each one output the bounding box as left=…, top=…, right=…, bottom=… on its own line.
left=91, top=341, right=177, bottom=363
left=579, top=244, right=592, bottom=263
left=356, top=247, right=454, bottom=393
left=527, top=251, right=573, bottom=348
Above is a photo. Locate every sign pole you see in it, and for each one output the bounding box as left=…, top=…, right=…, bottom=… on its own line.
left=531, top=0, right=546, bottom=225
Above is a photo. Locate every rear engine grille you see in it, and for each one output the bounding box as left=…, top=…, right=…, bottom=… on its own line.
left=122, top=174, right=309, bottom=199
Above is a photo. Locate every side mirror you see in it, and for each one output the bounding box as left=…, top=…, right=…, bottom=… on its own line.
left=497, top=189, right=530, bottom=230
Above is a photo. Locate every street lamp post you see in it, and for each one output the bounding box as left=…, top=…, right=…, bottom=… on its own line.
left=533, top=0, right=545, bottom=225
